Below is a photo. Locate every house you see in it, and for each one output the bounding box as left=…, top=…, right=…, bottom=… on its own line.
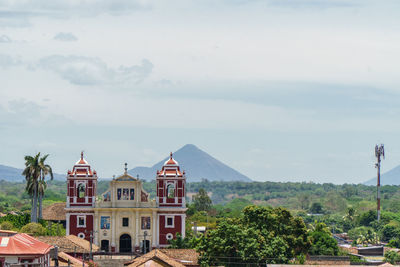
left=36, top=235, right=99, bottom=257
left=42, top=202, right=67, bottom=228
left=65, top=152, right=187, bottom=253
left=124, top=249, right=199, bottom=267
left=0, top=230, right=52, bottom=266
left=51, top=252, right=87, bottom=267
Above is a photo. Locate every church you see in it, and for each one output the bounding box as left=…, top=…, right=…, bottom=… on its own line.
left=65, top=152, right=187, bottom=253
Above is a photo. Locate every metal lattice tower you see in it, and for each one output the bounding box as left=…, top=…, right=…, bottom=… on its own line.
left=375, top=144, right=385, bottom=222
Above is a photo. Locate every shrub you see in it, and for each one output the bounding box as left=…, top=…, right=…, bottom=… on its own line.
left=385, top=250, right=400, bottom=264
left=0, top=221, right=13, bottom=230
left=20, top=223, right=46, bottom=236
left=388, top=238, right=400, bottom=248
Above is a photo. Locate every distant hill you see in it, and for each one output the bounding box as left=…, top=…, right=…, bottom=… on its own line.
left=0, top=164, right=65, bottom=182
left=128, top=144, right=252, bottom=182
left=364, top=165, right=400, bottom=185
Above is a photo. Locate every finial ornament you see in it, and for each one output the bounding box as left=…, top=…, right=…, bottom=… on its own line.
left=170, top=152, right=173, bottom=159
left=124, top=163, right=128, bottom=174
left=81, top=151, right=84, bottom=160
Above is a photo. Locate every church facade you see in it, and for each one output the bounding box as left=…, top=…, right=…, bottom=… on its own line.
left=65, top=152, right=187, bottom=253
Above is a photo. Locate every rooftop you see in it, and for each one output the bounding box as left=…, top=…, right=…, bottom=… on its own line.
left=36, top=235, right=99, bottom=254
left=42, top=202, right=66, bottom=221
left=124, top=249, right=198, bottom=267
left=0, top=232, right=52, bottom=256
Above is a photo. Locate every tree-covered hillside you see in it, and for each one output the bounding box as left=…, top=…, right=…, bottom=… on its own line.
left=1, top=179, right=399, bottom=215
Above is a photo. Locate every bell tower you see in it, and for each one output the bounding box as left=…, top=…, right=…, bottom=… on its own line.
left=156, top=152, right=187, bottom=246
left=65, top=152, right=97, bottom=240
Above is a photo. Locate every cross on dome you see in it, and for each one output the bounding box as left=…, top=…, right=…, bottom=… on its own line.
left=76, top=150, right=88, bottom=165
left=69, top=150, right=94, bottom=176
left=158, top=152, right=183, bottom=177
left=164, top=152, right=178, bottom=166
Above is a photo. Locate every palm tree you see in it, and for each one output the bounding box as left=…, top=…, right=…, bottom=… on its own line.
left=22, top=153, right=41, bottom=223
left=38, top=154, right=53, bottom=220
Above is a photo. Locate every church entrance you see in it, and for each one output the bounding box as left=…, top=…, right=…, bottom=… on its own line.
left=119, top=234, right=132, bottom=253
left=141, top=240, right=150, bottom=254
left=101, top=240, right=109, bottom=252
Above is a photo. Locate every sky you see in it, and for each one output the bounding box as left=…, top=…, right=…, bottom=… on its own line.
left=1, top=0, right=400, bottom=183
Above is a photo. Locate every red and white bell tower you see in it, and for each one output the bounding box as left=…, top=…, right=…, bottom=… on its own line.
left=65, top=152, right=97, bottom=241
left=156, top=153, right=187, bottom=246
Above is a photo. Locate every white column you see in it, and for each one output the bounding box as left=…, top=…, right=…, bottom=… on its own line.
left=136, top=186, right=140, bottom=204
left=135, top=210, right=139, bottom=248
left=181, top=214, right=186, bottom=238
left=111, top=211, right=116, bottom=247
left=94, top=211, right=98, bottom=246
left=152, top=211, right=157, bottom=247
left=66, top=214, right=70, bottom=236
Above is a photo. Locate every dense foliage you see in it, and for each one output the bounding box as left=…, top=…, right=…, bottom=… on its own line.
left=197, top=205, right=311, bottom=266
left=4, top=179, right=400, bottom=261
left=309, top=222, right=339, bottom=256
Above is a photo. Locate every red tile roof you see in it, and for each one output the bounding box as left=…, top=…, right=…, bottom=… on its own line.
left=0, top=233, right=52, bottom=256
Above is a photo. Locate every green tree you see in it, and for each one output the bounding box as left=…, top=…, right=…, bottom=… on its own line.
left=388, top=238, right=400, bottom=248
left=385, top=250, right=400, bottom=264
left=169, top=232, right=201, bottom=249
left=22, top=153, right=41, bottom=223
left=309, top=202, right=324, bottom=214
left=381, top=223, right=400, bottom=242
left=297, top=193, right=311, bottom=210
left=358, top=210, right=377, bottom=227
left=22, top=153, right=53, bottom=223
left=45, top=222, right=66, bottom=236
left=21, top=222, right=46, bottom=236
left=0, top=221, right=13, bottom=230
left=348, top=226, right=379, bottom=245
left=38, top=154, right=53, bottom=220
left=197, top=205, right=310, bottom=266
left=193, top=188, right=212, bottom=212
left=309, top=222, right=339, bottom=255
left=197, top=219, right=289, bottom=266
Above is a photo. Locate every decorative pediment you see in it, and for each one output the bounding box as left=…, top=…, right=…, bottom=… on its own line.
left=114, top=173, right=137, bottom=181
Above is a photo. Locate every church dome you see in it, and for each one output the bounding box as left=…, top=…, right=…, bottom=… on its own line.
left=164, top=152, right=179, bottom=166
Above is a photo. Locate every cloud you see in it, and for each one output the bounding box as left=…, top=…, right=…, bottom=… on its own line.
left=38, top=55, right=153, bottom=85
left=0, top=99, right=72, bottom=130
left=0, top=99, right=43, bottom=128
left=0, top=1, right=150, bottom=19
left=0, top=54, right=22, bottom=68
left=268, top=0, right=360, bottom=8
left=53, top=32, right=78, bottom=42
left=0, top=35, right=12, bottom=43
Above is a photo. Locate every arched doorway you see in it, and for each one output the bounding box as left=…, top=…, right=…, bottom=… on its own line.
left=141, top=240, right=150, bottom=254
left=119, top=234, right=132, bottom=253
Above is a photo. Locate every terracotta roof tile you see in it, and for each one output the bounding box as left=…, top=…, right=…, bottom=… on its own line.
left=0, top=233, right=52, bottom=255
left=42, top=203, right=66, bottom=221
left=36, top=235, right=99, bottom=254
left=125, top=249, right=198, bottom=267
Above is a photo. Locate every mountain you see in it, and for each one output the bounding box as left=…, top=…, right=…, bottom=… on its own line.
left=364, top=165, right=400, bottom=185
left=128, top=144, right=252, bottom=182
left=0, top=164, right=65, bottom=182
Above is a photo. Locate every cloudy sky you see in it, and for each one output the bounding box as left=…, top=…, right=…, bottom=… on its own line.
left=1, top=0, right=400, bottom=183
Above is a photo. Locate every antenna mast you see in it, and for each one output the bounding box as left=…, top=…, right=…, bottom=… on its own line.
left=375, top=144, right=385, bottom=222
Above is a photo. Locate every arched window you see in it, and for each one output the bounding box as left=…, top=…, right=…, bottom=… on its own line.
left=167, top=183, right=175, bottom=198
left=77, top=183, right=86, bottom=198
